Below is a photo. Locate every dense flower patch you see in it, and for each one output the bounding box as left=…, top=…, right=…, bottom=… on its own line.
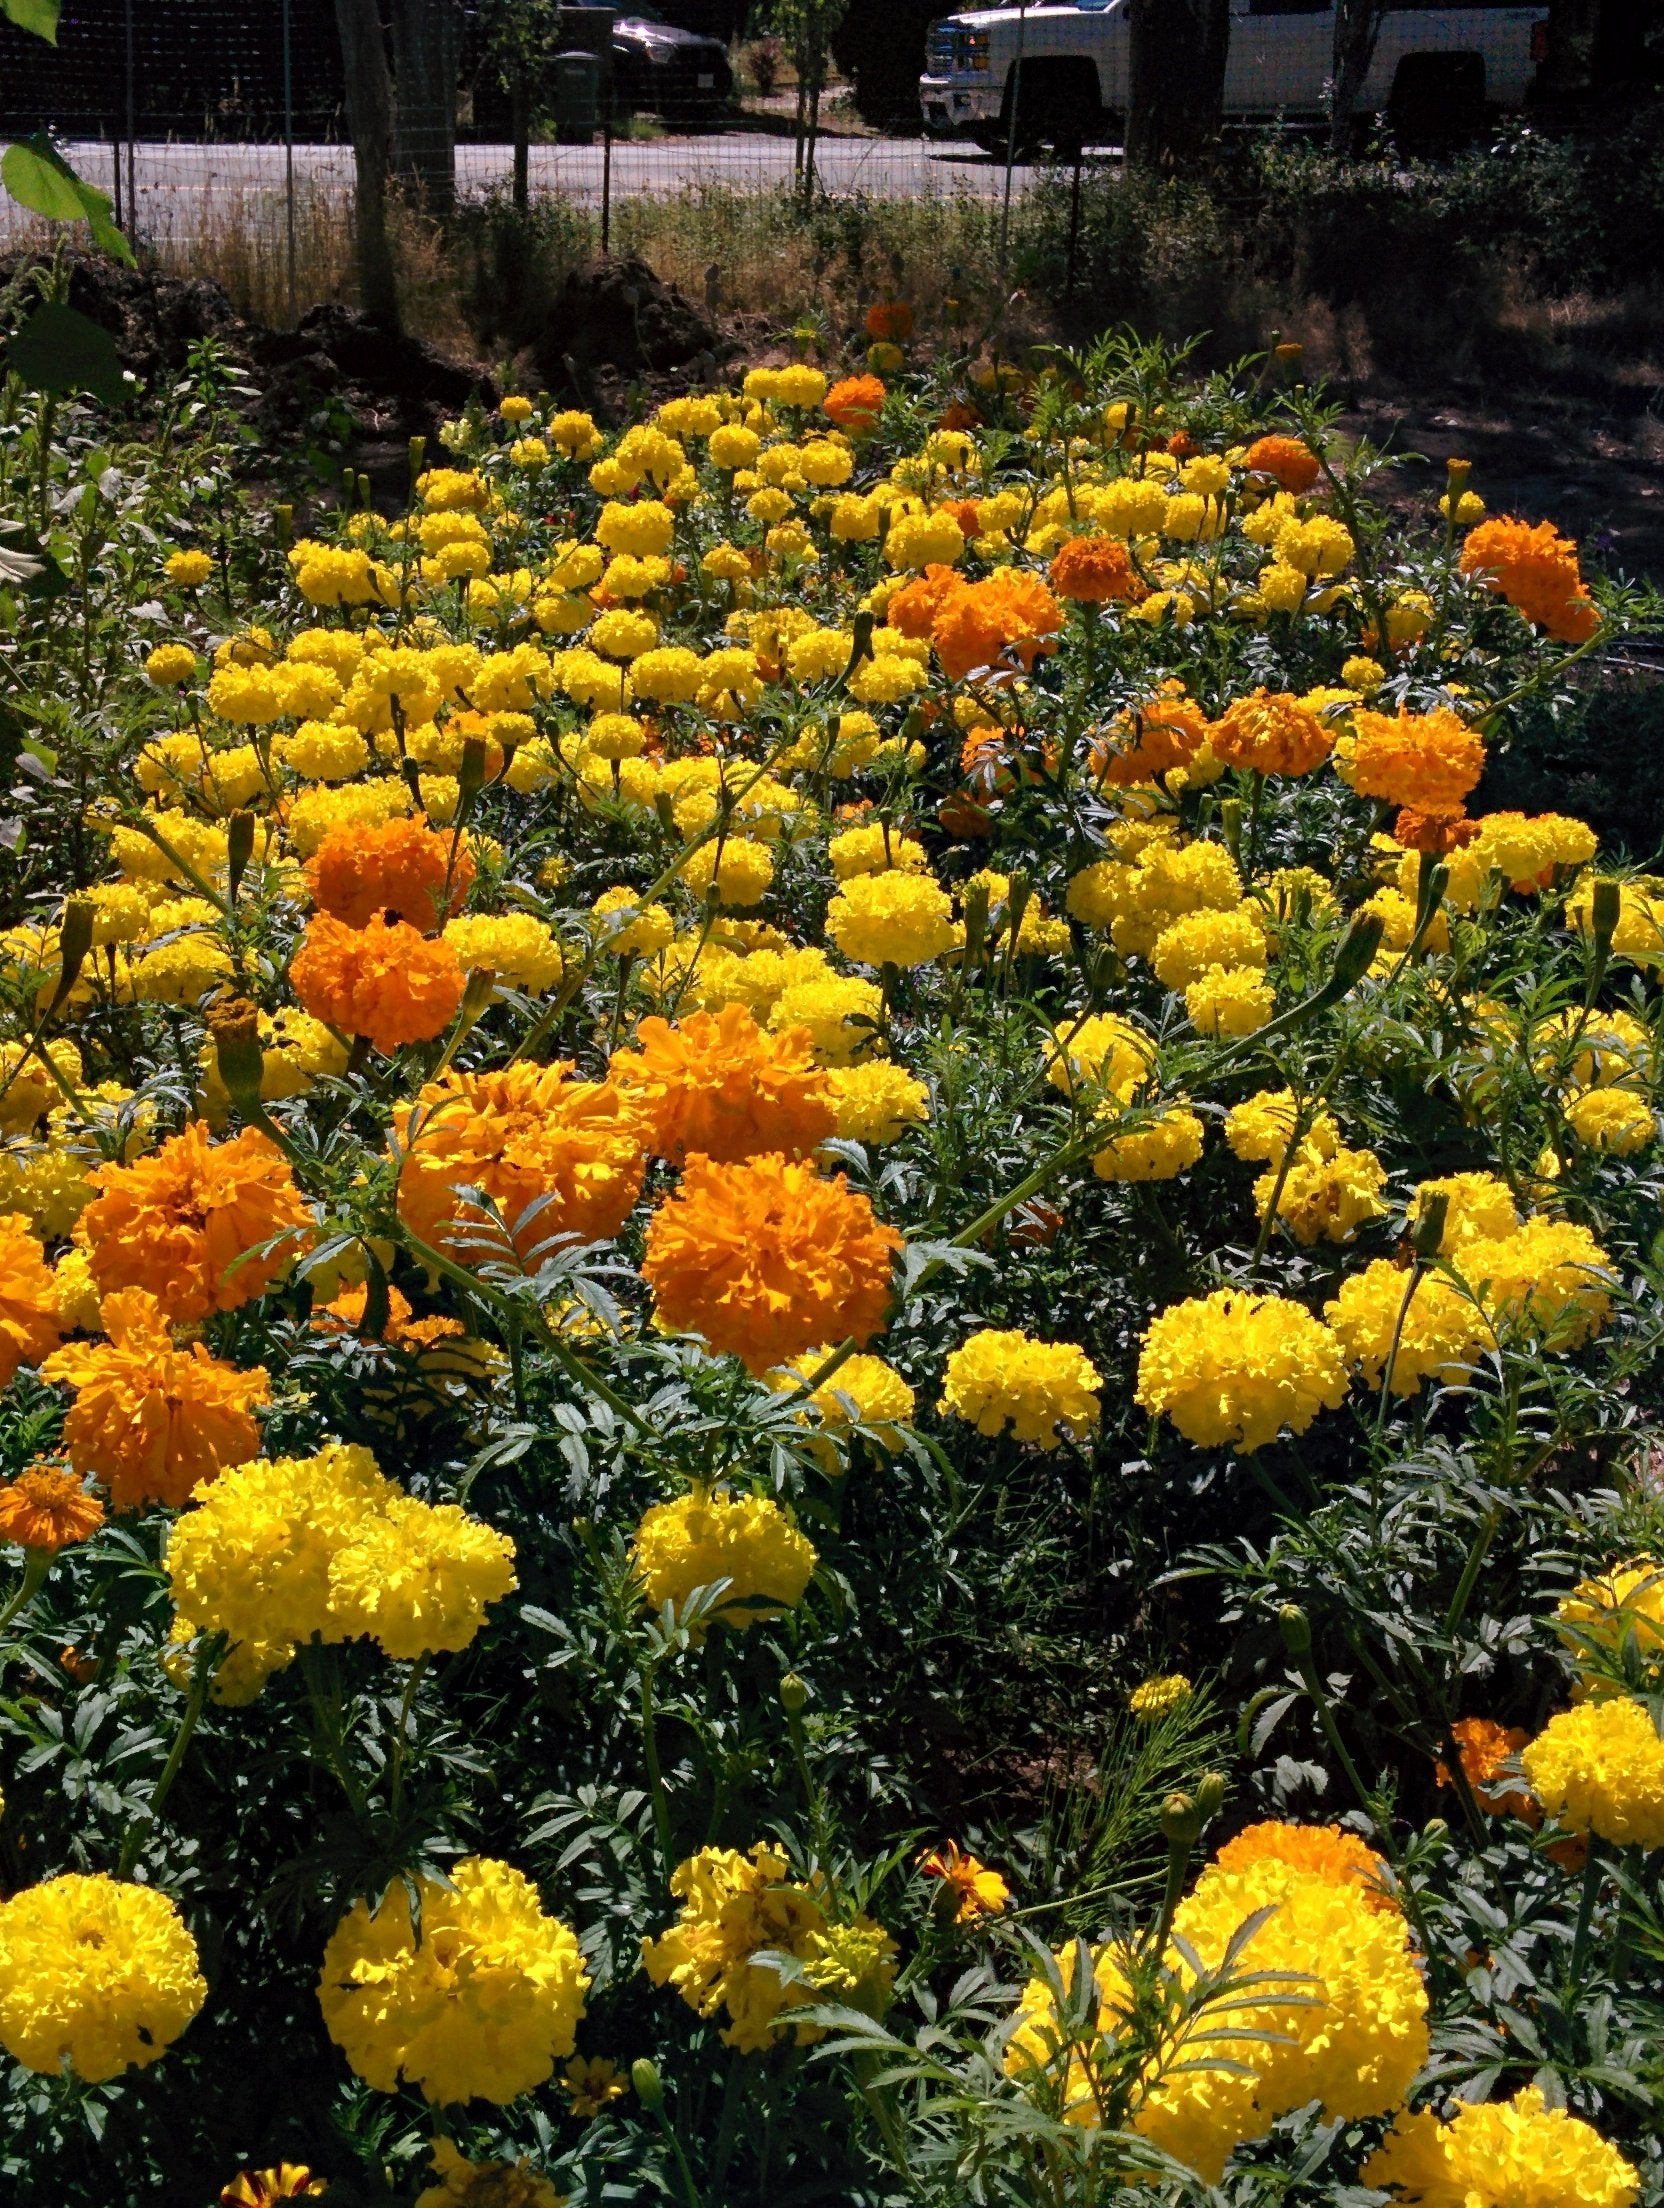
left=0, top=329, right=1661, bottom=2207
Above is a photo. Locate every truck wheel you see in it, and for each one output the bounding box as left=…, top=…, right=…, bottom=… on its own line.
left=1387, top=53, right=1486, bottom=158
left=1000, top=59, right=1103, bottom=156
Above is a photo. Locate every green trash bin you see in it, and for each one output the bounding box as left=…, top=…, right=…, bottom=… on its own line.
left=552, top=49, right=602, bottom=144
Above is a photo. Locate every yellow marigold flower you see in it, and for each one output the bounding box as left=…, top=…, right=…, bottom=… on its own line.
left=1324, top=1258, right=1484, bottom=1397
left=1564, top=878, right=1664, bottom=967
left=642, top=1152, right=900, bottom=1374
left=770, top=1348, right=916, bottom=1453
left=1408, top=1170, right=1519, bottom=1253
left=1138, top=1287, right=1347, bottom=1452
left=610, top=1005, right=833, bottom=1165
left=1565, top=1086, right=1655, bottom=1155
left=631, top=1485, right=816, bottom=1630
left=79, top=1123, right=310, bottom=1325
left=319, top=1858, right=589, bottom=2105
left=940, top=1327, right=1101, bottom=1450
left=1457, top=1216, right=1614, bottom=1348
left=561, top=2054, right=628, bottom=2119
left=884, top=510, right=966, bottom=572
left=415, top=2137, right=562, bottom=2208
left=1092, top=1105, right=1204, bottom=1182
left=1364, top=2085, right=1638, bottom=2208
left=0, top=1038, right=84, bottom=1134
left=1522, top=1698, right=1664, bottom=1849
left=326, top=1493, right=517, bottom=1660
left=1256, top=1141, right=1388, bottom=1246
left=919, top=1839, right=1010, bottom=1920
left=828, top=822, right=928, bottom=880
left=1045, top=1012, right=1156, bottom=1103
left=1150, top=905, right=1268, bottom=989
left=1476, top=810, right=1597, bottom=892
left=166, top=1441, right=396, bottom=1672
left=1185, top=966, right=1274, bottom=1036
left=824, top=1061, right=930, bottom=1145
left=1224, top=1089, right=1339, bottom=1167
left=1342, top=654, right=1386, bottom=692
left=43, top=1287, right=269, bottom=1512
left=286, top=775, right=411, bottom=858
left=0, top=1873, right=206, bottom=2081
left=442, top=913, right=564, bottom=995
left=591, top=885, right=675, bottom=958
left=679, top=836, right=775, bottom=907
left=164, top=548, right=212, bottom=588
left=1556, top=1559, right=1664, bottom=1690
left=826, top=871, right=958, bottom=968
left=769, top=975, right=883, bottom=1066
left=1211, top=1819, right=1393, bottom=1905
left=0, top=1462, right=104, bottom=1553
left=1128, top=1672, right=1192, bottom=1720
left=145, top=642, right=197, bottom=688
left=396, top=1061, right=646, bottom=1262
left=220, top=2162, right=327, bottom=2206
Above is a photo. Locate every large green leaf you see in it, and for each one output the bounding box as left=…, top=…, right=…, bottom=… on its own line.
left=6, top=302, right=125, bottom=403
left=1, top=0, right=60, bottom=41
left=1, top=135, right=134, bottom=264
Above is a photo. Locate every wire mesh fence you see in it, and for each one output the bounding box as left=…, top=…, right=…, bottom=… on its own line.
left=0, top=0, right=1067, bottom=327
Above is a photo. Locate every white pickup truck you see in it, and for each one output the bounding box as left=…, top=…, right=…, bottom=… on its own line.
left=919, top=0, right=1549, bottom=152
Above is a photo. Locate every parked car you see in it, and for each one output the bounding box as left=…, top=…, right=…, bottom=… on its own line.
left=920, top=0, right=1549, bottom=153
left=612, top=7, right=734, bottom=119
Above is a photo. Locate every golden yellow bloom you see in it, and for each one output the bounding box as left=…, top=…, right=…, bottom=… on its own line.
left=0, top=1462, right=105, bottom=1553
left=0, top=1873, right=206, bottom=2081
left=1366, top=2086, right=1638, bottom=2208
left=1128, top=1672, right=1192, bottom=1720
left=919, top=1839, right=1010, bottom=1921
left=319, top=1859, right=589, bottom=2105
left=632, top=1486, right=816, bottom=1631
left=940, top=1327, right=1101, bottom=1449
left=610, top=1005, right=833, bottom=1164
left=1522, top=1698, right=1664, bottom=1849
left=1137, top=1288, right=1347, bottom=1452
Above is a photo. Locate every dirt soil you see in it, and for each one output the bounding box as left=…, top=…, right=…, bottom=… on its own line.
left=1339, top=385, right=1664, bottom=583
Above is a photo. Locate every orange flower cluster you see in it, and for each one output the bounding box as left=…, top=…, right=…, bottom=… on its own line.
left=1242, top=435, right=1321, bottom=493
left=1050, top=535, right=1148, bottom=606
left=642, top=1152, right=901, bottom=1374
left=864, top=300, right=914, bottom=342
left=1435, top=1715, right=1538, bottom=1822
left=1460, top=516, right=1601, bottom=644
left=1342, top=706, right=1486, bottom=817
left=919, top=1839, right=1011, bottom=1922
left=610, top=1006, right=835, bottom=1164
left=1393, top=808, right=1482, bottom=857
left=304, top=815, right=472, bottom=932
left=1090, top=687, right=1210, bottom=787
left=1210, top=689, right=1333, bottom=778
left=892, top=569, right=1064, bottom=686
left=291, top=911, right=465, bottom=1053
left=0, top=1462, right=105, bottom=1553
left=0, top=1211, right=63, bottom=1387
left=823, top=375, right=886, bottom=433
left=43, top=1287, right=270, bottom=1510
left=1213, top=1818, right=1396, bottom=1910
left=81, top=1122, right=311, bottom=1322
left=396, top=1061, right=647, bottom=1260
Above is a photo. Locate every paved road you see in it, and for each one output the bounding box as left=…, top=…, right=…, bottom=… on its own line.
left=10, top=135, right=1071, bottom=236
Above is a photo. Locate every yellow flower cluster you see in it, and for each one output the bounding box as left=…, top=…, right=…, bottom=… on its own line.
left=631, top=1485, right=817, bottom=1632
left=0, top=1872, right=206, bottom=2081
left=939, top=1327, right=1103, bottom=1448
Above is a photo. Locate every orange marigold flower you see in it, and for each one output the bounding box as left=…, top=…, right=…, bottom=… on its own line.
left=920, top=1839, right=1011, bottom=1922
left=304, top=814, right=472, bottom=933
left=824, top=374, right=886, bottom=433
left=1436, top=1716, right=1539, bottom=1824
left=1212, top=1819, right=1397, bottom=1910
left=1242, top=434, right=1321, bottom=493
left=312, top=1279, right=466, bottom=1351
left=642, top=1152, right=901, bottom=1375
left=865, top=300, right=914, bottom=342
left=1460, top=515, right=1601, bottom=644
left=1210, top=688, right=1333, bottom=778
left=1341, top=706, right=1486, bottom=817
left=934, top=573, right=1063, bottom=684
left=1050, top=535, right=1147, bottom=606
left=0, top=1462, right=105, bottom=1553
left=42, top=1287, right=270, bottom=1510
left=610, top=1005, right=835, bottom=1165
left=887, top=563, right=966, bottom=641
left=396, top=1061, right=647, bottom=1261
left=291, top=911, right=466, bottom=1054
left=0, top=1211, right=63, bottom=1386
left=1089, top=688, right=1209, bottom=786
left=1393, top=807, right=1482, bottom=856
left=81, top=1122, right=311, bottom=1323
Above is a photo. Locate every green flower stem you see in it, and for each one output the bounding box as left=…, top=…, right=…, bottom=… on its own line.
left=117, top=1646, right=211, bottom=1878
left=1567, top=1838, right=1603, bottom=1988
left=640, top=1657, right=674, bottom=1865
left=388, top=1652, right=429, bottom=1822
left=299, top=1643, right=370, bottom=1818
left=0, top=1547, right=51, bottom=1641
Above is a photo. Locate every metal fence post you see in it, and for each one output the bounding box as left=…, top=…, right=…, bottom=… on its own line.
left=283, top=0, right=297, bottom=327
left=123, top=0, right=135, bottom=237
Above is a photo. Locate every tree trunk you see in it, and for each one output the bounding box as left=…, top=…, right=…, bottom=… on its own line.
left=391, top=0, right=459, bottom=218
left=511, top=68, right=531, bottom=211
left=1126, top=0, right=1230, bottom=171
left=332, top=0, right=399, bottom=327
left=1330, top=0, right=1388, bottom=149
